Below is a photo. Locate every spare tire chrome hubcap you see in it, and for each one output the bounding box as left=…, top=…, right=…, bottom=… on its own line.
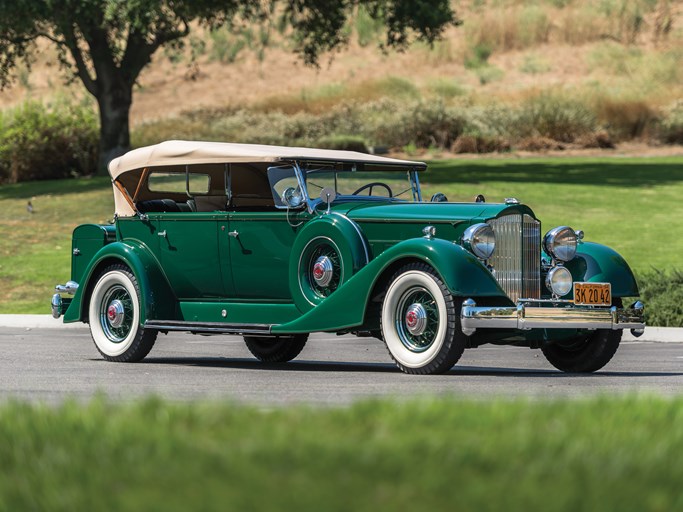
left=312, top=255, right=334, bottom=287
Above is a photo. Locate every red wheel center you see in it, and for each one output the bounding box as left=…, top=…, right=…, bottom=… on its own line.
left=313, top=263, right=325, bottom=280
left=406, top=310, right=418, bottom=328
left=107, top=305, right=117, bottom=321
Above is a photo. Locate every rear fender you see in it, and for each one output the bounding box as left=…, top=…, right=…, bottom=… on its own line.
left=63, top=241, right=176, bottom=323
left=273, top=237, right=505, bottom=333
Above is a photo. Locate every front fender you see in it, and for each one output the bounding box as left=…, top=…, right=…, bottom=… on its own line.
left=63, top=240, right=176, bottom=323
left=566, top=241, right=639, bottom=297
left=273, top=237, right=505, bottom=333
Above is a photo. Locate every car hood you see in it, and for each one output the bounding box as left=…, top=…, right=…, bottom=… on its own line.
left=337, top=201, right=537, bottom=224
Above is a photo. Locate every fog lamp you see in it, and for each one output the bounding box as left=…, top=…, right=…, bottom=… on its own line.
left=546, top=266, right=573, bottom=297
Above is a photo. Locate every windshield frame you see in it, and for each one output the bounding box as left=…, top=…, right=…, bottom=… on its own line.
left=290, top=160, right=423, bottom=213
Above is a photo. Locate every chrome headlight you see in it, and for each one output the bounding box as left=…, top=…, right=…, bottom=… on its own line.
left=543, top=226, right=577, bottom=262
left=463, top=223, right=496, bottom=260
left=546, top=266, right=573, bottom=297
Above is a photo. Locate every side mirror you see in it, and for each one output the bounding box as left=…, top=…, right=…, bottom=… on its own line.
left=283, top=187, right=304, bottom=208
left=431, top=192, right=448, bottom=203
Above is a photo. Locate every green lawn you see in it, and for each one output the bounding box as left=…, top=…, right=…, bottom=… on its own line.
left=1, top=396, right=682, bottom=511
left=1, top=156, right=682, bottom=314
left=0, top=177, right=114, bottom=313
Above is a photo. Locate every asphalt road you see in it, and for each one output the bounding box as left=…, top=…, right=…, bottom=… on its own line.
left=1, top=325, right=682, bottom=405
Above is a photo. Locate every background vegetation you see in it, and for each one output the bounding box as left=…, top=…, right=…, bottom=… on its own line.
left=0, top=0, right=681, bottom=183
left=2, top=396, right=683, bottom=511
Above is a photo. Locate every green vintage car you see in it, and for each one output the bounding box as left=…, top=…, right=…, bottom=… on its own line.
left=52, top=141, right=645, bottom=374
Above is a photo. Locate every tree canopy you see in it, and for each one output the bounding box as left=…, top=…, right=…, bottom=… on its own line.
left=0, top=0, right=457, bottom=172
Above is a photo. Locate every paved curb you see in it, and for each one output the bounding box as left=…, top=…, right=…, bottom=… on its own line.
left=0, top=315, right=87, bottom=329
left=622, top=327, right=682, bottom=343
left=0, top=315, right=681, bottom=341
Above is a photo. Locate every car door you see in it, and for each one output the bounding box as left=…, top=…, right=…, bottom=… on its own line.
left=225, top=211, right=301, bottom=300
left=143, top=170, right=229, bottom=299
left=221, top=164, right=307, bottom=300
left=156, top=212, right=227, bottom=299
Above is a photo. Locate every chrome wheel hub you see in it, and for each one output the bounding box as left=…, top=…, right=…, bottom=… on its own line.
left=312, top=256, right=334, bottom=287
left=405, top=303, right=428, bottom=336
left=395, top=286, right=439, bottom=353
left=106, top=299, right=125, bottom=328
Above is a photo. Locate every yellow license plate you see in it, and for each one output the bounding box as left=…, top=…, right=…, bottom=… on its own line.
left=574, top=282, right=612, bottom=306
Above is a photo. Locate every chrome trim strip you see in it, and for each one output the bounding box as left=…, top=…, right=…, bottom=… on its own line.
left=293, top=161, right=313, bottom=214
left=145, top=320, right=273, bottom=335
left=460, top=299, right=645, bottom=336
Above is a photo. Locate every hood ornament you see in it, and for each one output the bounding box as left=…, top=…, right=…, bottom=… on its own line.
left=504, top=197, right=520, bottom=205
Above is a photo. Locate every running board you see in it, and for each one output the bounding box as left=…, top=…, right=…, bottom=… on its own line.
left=145, top=320, right=273, bottom=335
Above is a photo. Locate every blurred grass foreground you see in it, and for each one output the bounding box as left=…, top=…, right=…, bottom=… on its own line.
left=1, top=396, right=682, bottom=511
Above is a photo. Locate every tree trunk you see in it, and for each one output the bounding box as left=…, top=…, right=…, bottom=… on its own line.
left=96, top=83, right=133, bottom=175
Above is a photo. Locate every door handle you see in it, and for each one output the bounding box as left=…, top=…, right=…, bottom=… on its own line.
left=228, top=230, right=239, bottom=238
left=158, top=230, right=167, bottom=238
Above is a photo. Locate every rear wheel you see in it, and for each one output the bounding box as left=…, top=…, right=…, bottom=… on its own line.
left=380, top=263, right=466, bottom=375
left=244, top=334, right=309, bottom=363
left=88, top=264, right=157, bottom=362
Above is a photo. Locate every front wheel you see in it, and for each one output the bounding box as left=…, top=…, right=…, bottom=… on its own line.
left=244, top=334, right=309, bottom=363
left=380, top=263, right=466, bottom=375
left=88, top=264, right=157, bottom=362
left=541, top=329, right=622, bottom=373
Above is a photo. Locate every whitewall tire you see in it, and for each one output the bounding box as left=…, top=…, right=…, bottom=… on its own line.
left=88, top=264, right=157, bottom=362
left=381, top=263, right=466, bottom=374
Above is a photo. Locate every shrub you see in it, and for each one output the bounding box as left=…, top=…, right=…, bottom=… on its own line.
left=636, top=269, right=683, bottom=327
left=316, top=135, right=369, bottom=153
left=366, top=100, right=468, bottom=149
left=659, top=101, right=683, bottom=144
left=451, top=134, right=510, bottom=154
left=513, top=92, right=597, bottom=142
left=427, top=78, right=466, bottom=99
left=595, top=98, right=658, bottom=140
left=0, top=100, right=99, bottom=183
left=516, top=136, right=565, bottom=151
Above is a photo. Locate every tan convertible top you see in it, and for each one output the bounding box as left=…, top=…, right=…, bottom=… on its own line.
left=109, top=140, right=427, bottom=216
left=109, top=140, right=427, bottom=179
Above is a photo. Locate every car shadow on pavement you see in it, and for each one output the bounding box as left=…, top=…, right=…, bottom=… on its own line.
left=134, top=357, right=683, bottom=377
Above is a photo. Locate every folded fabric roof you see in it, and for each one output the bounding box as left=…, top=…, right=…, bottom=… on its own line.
left=109, top=140, right=427, bottom=179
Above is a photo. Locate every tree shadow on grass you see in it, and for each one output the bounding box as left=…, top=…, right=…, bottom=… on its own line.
left=425, top=159, right=683, bottom=188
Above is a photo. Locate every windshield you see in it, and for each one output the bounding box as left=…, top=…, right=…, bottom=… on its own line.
left=305, top=168, right=416, bottom=201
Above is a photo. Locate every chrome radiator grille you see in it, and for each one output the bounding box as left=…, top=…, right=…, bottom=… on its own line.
left=487, top=214, right=541, bottom=302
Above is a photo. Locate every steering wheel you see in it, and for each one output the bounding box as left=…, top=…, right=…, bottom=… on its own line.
left=351, top=182, right=393, bottom=197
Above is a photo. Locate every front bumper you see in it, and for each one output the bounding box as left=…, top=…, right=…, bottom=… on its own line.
left=461, top=298, right=645, bottom=336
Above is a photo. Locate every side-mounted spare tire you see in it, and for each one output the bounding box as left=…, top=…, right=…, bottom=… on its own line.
left=289, top=213, right=369, bottom=313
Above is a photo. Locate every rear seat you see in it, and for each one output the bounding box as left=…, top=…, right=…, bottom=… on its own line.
left=137, top=199, right=192, bottom=213
left=194, top=195, right=228, bottom=212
